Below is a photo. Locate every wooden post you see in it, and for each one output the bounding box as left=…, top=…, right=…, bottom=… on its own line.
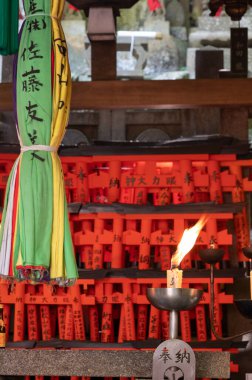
left=93, top=218, right=104, bottom=269
left=81, top=220, right=93, bottom=269
left=220, top=107, right=248, bottom=141
left=14, top=283, right=25, bottom=342
left=87, top=7, right=116, bottom=80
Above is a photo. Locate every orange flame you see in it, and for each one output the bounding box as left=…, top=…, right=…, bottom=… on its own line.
left=171, top=215, right=208, bottom=268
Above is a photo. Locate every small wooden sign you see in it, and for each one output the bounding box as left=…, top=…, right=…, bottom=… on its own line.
left=195, top=50, right=224, bottom=79
left=231, top=27, right=248, bottom=75
left=153, top=339, right=196, bottom=380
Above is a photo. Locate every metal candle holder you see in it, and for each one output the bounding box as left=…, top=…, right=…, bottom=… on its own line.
left=199, top=247, right=252, bottom=340
left=147, top=288, right=203, bottom=339
left=199, top=248, right=225, bottom=265
left=235, top=299, right=252, bottom=319
left=235, top=247, right=252, bottom=320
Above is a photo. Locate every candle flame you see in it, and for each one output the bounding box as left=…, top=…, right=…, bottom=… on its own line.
left=171, top=215, right=208, bottom=268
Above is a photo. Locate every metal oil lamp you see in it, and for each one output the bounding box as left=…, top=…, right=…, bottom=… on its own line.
left=146, top=287, right=203, bottom=380
left=208, top=0, right=251, bottom=20
left=146, top=216, right=206, bottom=380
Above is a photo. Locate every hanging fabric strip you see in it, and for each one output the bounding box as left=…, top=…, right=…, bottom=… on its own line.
left=0, top=0, right=19, bottom=55
left=0, top=0, right=78, bottom=285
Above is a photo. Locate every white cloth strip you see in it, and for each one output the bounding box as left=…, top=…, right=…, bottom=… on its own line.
left=21, top=145, right=57, bottom=153
left=15, top=124, right=22, bottom=147
left=0, top=157, right=20, bottom=276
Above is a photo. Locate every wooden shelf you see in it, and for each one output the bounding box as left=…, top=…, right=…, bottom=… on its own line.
left=1, top=79, right=252, bottom=112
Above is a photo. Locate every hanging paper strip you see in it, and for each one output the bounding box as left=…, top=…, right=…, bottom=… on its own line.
left=0, top=0, right=19, bottom=55
left=0, top=0, right=78, bottom=285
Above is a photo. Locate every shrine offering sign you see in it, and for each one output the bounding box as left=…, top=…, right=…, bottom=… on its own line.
left=153, top=339, right=196, bottom=380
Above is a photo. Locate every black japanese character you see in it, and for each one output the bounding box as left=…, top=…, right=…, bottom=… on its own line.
left=138, top=176, right=147, bottom=185
left=23, top=74, right=43, bottom=92
left=166, top=176, right=176, bottom=185
left=28, top=0, right=43, bottom=14
left=27, top=18, right=46, bottom=32
left=211, top=170, right=220, bottom=182
left=31, top=152, right=45, bottom=162
left=22, top=66, right=40, bottom=77
left=159, top=347, right=172, bottom=363
left=26, top=101, right=43, bottom=122
left=152, top=176, right=160, bottom=185
left=58, top=100, right=65, bottom=109
left=57, top=64, right=68, bottom=85
left=21, top=40, right=43, bottom=61
left=109, top=178, right=120, bottom=188
left=126, top=176, right=136, bottom=186
left=28, top=129, right=37, bottom=144
left=175, top=349, right=190, bottom=364
left=54, top=38, right=67, bottom=56
left=169, top=235, right=176, bottom=243
left=113, top=234, right=121, bottom=242
left=77, top=168, right=87, bottom=182
left=184, top=172, right=193, bottom=185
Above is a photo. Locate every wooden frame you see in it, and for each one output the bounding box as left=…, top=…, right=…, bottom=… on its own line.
left=1, top=79, right=252, bottom=111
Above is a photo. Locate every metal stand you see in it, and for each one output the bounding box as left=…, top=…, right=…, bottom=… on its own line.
left=199, top=247, right=252, bottom=341
left=147, top=287, right=203, bottom=380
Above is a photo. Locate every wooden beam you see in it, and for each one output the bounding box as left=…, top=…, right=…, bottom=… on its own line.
left=91, top=41, right=116, bottom=80
left=67, top=0, right=139, bottom=11
left=0, top=83, right=14, bottom=112
left=71, top=79, right=252, bottom=109
left=2, top=79, right=252, bottom=111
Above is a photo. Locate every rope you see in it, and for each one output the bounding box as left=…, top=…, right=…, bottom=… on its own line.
left=25, top=14, right=58, bottom=20
left=21, top=145, right=57, bottom=153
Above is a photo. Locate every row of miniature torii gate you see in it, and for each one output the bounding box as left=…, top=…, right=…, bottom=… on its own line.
left=0, top=277, right=238, bottom=378
left=1, top=153, right=252, bottom=205
left=0, top=153, right=251, bottom=266
left=72, top=211, right=241, bottom=269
